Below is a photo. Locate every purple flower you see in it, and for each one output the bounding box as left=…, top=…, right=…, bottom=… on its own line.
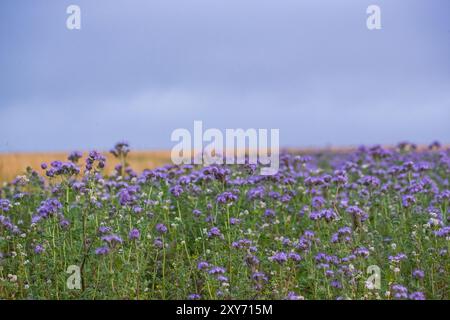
left=409, top=291, right=426, bottom=300
left=288, top=252, right=302, bottom=262
left=264, top=209, right=276, bottom=218
left=68, top=151, right=83, bottom=163
left=285, top=292, right=303, bottom=300
left=216, top=191, right=238, bottom=204
left=207, top=227, right=223, bottom=238
left=95, top=246, right=110, bottom=255
left=197, top=261, right=209, bottom=270
left=391, top=284, right=408, bottom=299
left=110, top=141, right=130, bottom=158
left=153, top=237, right=163, bottom=249
left=156, top=223, right=168, bottom=234
left=270, top=252, right=288, bottom=264
left=433, top=226, right=450, bottom=237
left=229, top=218, right=240, bottom=225
left=309, top=209, right=338, bottom=222
left=188, top=293, right=201, bottom=300
left=402, top=195, right=416, bottom=208
left=412, top=269, right=425, bottom=279
left=128, top=228, right=140, bottom=240
left=101, top=234, right=123, bottom=247
left=353, top=247, right=370, bottom=258
left=217, top=275, right=229, bottom=282
left=34, top=244, right=45, bottom=254
left=169, top=185, right=184, bottom=197
left=388, top=253, right=407, bottom=263
left=85, top=150, right=106, bottom=171
left=98, top=226, right=111, bottom=234
left=59, top=219, right=70, bottom=229
left=0, top=199, right=11, bottom=212
left=331, top=226, right=352, bottom=243
left=208, top=266, right=226, bottom=275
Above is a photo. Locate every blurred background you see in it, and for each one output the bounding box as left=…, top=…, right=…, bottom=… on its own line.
left=0, top=0, right=449, bottom=180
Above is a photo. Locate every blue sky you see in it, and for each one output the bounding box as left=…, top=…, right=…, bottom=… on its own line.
left=0, top=0, right=449, bottom=152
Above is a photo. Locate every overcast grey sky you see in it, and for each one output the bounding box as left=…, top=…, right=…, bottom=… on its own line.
left=0, top=0, right=449, bottom=152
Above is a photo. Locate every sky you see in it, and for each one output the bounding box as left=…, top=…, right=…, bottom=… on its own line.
left=0, top=0, right=449, bottom=152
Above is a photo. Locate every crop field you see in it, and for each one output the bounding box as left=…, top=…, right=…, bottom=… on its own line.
left=0, top=142, right=448, bottom=300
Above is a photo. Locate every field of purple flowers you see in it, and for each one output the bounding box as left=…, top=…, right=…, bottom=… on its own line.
left=0, top=142, right=448, bottom=300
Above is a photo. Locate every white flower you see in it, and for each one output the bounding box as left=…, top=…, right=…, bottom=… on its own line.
left=365, top=280, right=375, bottom=290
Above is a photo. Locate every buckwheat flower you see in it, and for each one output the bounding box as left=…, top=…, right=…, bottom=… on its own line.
left=197, top=261, right=209, bottom=271
left=156, top=223, right=168, bottom=234
left=412, top=269, right=425, bottom=279
left=34, top=244, right=44, bottom=254
left=207, top=227, right=222, bottom=238
left=409, top=292, right=425, bottom=300
left=95, top=246, right=110, bottom=255
left=128, top=228, right=140, bottom=240
left=270, top=252, right=288, bottom=264
left=188, top=293, right=201, bottom=300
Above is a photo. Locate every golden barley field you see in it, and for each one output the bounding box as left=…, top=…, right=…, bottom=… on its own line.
left=0, top=151, right=171, bottom=184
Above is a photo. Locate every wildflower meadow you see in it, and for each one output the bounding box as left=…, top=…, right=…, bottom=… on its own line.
left=0, top=142, right=448, bottom=300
